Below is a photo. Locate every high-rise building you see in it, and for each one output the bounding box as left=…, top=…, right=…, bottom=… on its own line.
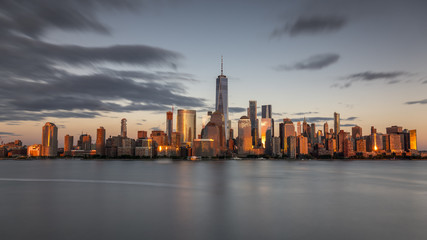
left=238, top=116, right=252, bottom=155
left=310, top=123, right=316, bottom=144
left=41, top=122, right=58, bottom=157
left=248, top=100, right=259, bottom=147
left=261, top=105, right=272, bottom=118
left=137, top=131, right=147, bottom=139
left=96, top=127, right=106, bottom=156
left=177, top=109, right=196, bottom=145
left=121, top=118, right=127, bottom=138
left=282, top=118, right=295, bottom=152
left=297, top=135, right=308, bottom=155
left=303, top=118, right=308, bottom=137
left=334, top=112, right=340, bottom=140
left=78, top=134, right=92, bottom=151
left=323, top=122, right=328, bottom=139
left=64, top=135, right=73, bottom=156
left=356, top=139, right=367, bottom=153
left=409, top=130, right=417, bottom=150
left=386, top=126, right=403, bottom=134
left=215, top=56, right=229, bottom=140
left=261, top=105, right=274, bottom=138
left=287, top=136, right=297, bottom=159
left=209, top=111, right=226, bottom=151
left=260, top=118, right=272, bottom=148
left=297, top=121, right=301, bottom=136
left=166, top=111, right=173, bottom=145
left=352, top=125, right=362, bottom=140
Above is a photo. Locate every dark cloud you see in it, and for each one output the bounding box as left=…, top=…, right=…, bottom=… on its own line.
left=422, top=80, right=427, bottom=84
left=0, top=0, right=141, bottom=38
left=276, top=54, right=339, bottom=71
left=229, top=107, right=247, bottom=113
left=271, top=16, right=346, bottom=38
left=0, top=1, right=206, bottom=122
left=405, top=99, right=427, bottom=105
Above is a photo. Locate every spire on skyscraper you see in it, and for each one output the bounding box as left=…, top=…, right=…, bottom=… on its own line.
left=221, top=55, right=223, bottom=75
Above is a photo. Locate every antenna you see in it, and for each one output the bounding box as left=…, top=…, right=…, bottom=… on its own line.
left=221, top=55, right=223, bottom=75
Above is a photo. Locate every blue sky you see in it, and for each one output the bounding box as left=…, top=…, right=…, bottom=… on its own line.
left=0, top=0, right=426, bottom=149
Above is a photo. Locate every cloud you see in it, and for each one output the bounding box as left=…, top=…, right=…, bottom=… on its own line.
left=0, top=132, right=19, bottom=136
left=0, top=1, right=206, bottom=122
left=345, top=117, right=358, bottom=121
left=292, top=111, right=319, bottom=116
left=271, top=16, right=347, bottom=37
left=275, top=54, right=340, bottom=71
left=292, top=117, right=334, bottom=123
left=405, top=99, right=427, bottom=105
left=347, top=71, right=408, bottom=81
left=229, top=107, right=247, bottom=113
left=335, top=71, right=410, bottom=88
left=341, top=124, right=356, bottom=127
left=422, top=80, right=427, bottom=84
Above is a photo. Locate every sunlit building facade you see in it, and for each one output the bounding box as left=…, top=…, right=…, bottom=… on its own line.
left=41, top=122, right=58, bottom=157
left=64, top=135, right=73, bottom=156
left=409, top=130, right=417, bottom=150
left=238, top=116, right=252, bottom=155
left=334, top=112, right=340, bottom=141
left=96, top=127, right=105, bottom=156
left=177, top=109, right=196, bottom=145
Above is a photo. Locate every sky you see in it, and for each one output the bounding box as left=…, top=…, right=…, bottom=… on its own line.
left=0, top=0, right=426, bottom=149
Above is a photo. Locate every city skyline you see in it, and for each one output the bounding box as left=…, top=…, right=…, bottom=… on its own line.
left=0, top=1, right=426, bottom=150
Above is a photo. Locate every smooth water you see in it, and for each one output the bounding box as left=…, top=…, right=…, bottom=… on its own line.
left=1, top=159, right=427, bottom=240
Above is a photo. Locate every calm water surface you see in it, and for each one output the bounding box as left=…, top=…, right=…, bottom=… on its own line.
left=1, top=159, right=427, bottom=240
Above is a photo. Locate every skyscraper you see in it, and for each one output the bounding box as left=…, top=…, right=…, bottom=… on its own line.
left=248, top=100, right=259, bottom=147
left=352, top=125, right=362, bottom=140
left=409, top=130, right=417, bottom=150
left=121, top=118, right=127, bottom=138
left=64, top=135, right=73, bottom=156
left=177, top=109, right=196, bottom=144
left=261, top=105, right=272, bottom=118
left=41, top=122, right=58, bottom=157
left=96, top=127, right=106, bottom=156
left=334, top=112, right=340, bottom=140
left=238, top=116, right=252, bottom=155
left=215, top=56, right=229, bottom=140
left=166, top=110, right=173, bottom=145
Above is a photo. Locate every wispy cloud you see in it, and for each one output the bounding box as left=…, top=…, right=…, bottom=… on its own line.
left=405, top=99, right=427, bottom=105
left=271, top=16, right=347, bottom=38
left=334, top=71, right=410, bottom=88
left=275, top=54, right=339, bottom=71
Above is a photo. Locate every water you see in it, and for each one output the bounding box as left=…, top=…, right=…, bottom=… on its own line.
left=1, top=159, right=427, bottom=240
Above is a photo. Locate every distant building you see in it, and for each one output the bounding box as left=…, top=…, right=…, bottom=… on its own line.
left=166, top=111, right=173, bottom=145
left=272, top=137, right=281, bottom=156
left=297, top=135, right=308, bottom=155
left=64, top=135, right=73, bottom=156
left=210, top=111, right=226, bottom=151
left=177, top=109, right=196, bottom=145
left=334, top=112, right=340, bottom=141
left=282, top=118, right=295, bottom=153
left=352, top=125, right=362, bottom=140
left=137, top=131, right=148, bottom=139
left=118, top=138, right=135, bottom=156
left=238, top=116, right=252, bottom=155
left=248, top=100, right=259, bottom=147
left=323, top=122, right=329, bottom=139
left=389, top=133, right=402, bottom=153
left=96, top=127, right=106, bottom=156
left=287, top=136, right=297, bottom=159
left=135, top=139, right=153, bottom=158
left=151, top=130, right=168, bottom=146
left=27, top=144, right=42, bottom=157
left=356, top=139, right=367, bottom=153
left=215, top=56, right=229, bottom=140
left=386, top=126, right=403, bottom=134
left=193, top=139, right=215, bottom=157
left=41, top=122, right=58, bottom=157
left=78, top=134, right=92, bottom=151
left=409, top=130, right=417, bottom=150
left=121, top=118, right=127, bottom=138
left=344, top=138, right=355, bottom=158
